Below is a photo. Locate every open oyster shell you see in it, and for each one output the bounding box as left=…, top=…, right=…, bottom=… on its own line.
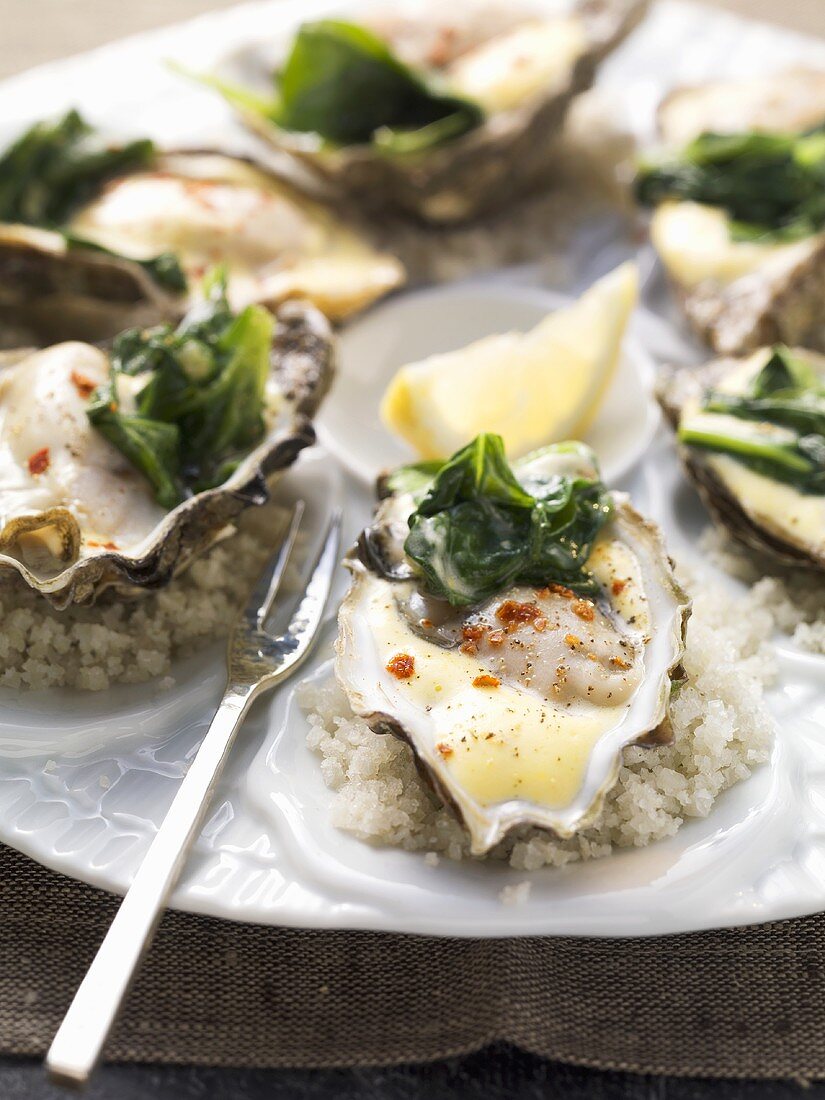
left=647, top=69, right=825, bottom=356
left=0, top=151, right=404, bottom=347
left=0, top=299, right=334, bottom=607
left=336, top=449, right=689, bottom=853
left=219, top=0, right=648, bottom=225
left=659, top=348, right=825, bottom=571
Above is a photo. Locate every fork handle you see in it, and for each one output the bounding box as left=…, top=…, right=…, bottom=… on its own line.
left=46, top=684, right=256, bottom=1087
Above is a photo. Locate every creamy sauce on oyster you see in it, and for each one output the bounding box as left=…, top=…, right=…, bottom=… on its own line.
left=0, top=343, right=166, bottom=569
left=360, top=572, right=635, bottom=815
left=447, top=17, right=587, bottom=113
left=658, top=69, right=825, bottom=148
left=651, top=202, right=822, bottom=289
left=365, top=6, right=587, bottom=114
left=71, top=169, right=313, bottom=269
left=68, top=154, right=404, bottom=318
left=709, top=455, right=825, bottom=551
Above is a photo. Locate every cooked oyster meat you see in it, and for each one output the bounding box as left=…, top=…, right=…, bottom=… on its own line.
left=67, top=154, right=404, bottom=321
left=204, top=0, right=648, bottom=223
left=459, top=585, right=645, bottom=704
left=660, top=345, right=825, bottom=569
left=337, top=435, right=689, bottom=852
left=0, top=342, right=165, bottom=567
left=637, top=69, right=825, bottom=355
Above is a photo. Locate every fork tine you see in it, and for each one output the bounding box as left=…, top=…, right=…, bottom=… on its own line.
left=271, top=507, right=342, bottom=681
left=245, top=501, right=305, bottom=631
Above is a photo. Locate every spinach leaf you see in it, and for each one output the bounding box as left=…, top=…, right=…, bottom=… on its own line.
left=384, top=459, right=445, bottom=500
left=750, top=346, right=818, bottom=397
left=705, top=346, right=825, bottom=438
left=398, top=434, right=613, bottom=606
left=635, top=126, right=825, bottom=241
left=0, top=110, right=154, bottom=227
left=679, top=419, right=825, bottom=493
left=680, top=346, right=825, bottom=493
left=0, top=111, right=188, bottom=294
left=190, top=20, right=483, bottom=154
left=274, top=20, right=482, bottom=148
left=87, top=381, right=183, bottom=511
left=87, top=277, right=274, bottom=507
left=63, top=232, right=187, bottom=294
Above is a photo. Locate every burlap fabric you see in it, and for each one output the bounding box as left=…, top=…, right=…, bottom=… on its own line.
left=2, top=842, right=824, bottom=1077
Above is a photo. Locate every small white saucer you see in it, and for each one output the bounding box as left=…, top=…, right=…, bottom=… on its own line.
left=317, top=281, right=660, bottom=488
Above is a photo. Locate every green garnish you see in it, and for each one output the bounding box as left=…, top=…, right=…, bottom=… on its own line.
left=0, top=110, right=187, bottom=293
left=679, top=346, right=825, bottom=494
left=62, top=231, right=187, bottom=294
left=87, top=274, right=274, bottom=509
left=388, top=434, right=613, bottom=607
left=192, top=19, right=483, bottom=154
left=635, top=127, right=825, bottom=242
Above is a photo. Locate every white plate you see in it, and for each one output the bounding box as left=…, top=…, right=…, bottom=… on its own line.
left=316, top=282, right=659, bottom=487
left=0, top=0, right=825, bottom=937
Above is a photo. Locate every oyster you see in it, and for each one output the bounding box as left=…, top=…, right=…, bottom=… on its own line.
left=659, top=345, right=825, bottom=571
left=0, top=120, right=404, bottom=345
left=336, top=436, right=689, bottom=853
left=638, top=69, right=825, bottom=355
left=207, top=0, right=648, bottom=224
left=0, top=298, right=334, bottom=607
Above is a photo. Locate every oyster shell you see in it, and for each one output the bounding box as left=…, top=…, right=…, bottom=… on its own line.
left=659, top=347, right=825, bottom=571
left=215, top=0, right=648, bottom=224
left=336, top=446, right=689, bottom=853
left=0, top=150, right=404, bottom=346
left=0, top=299, right=334, bottom=607
left=646, top=68, right=825, bottom=356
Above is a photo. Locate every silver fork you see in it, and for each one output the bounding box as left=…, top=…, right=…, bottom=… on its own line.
left=46, top=502, right=342, bottom=1088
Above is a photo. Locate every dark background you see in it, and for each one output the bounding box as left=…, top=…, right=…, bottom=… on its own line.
left=2, top=1048, right=823, bottom=1099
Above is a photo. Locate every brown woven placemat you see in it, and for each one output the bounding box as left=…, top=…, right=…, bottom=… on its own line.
left=2, top=842, right=824, bottom=1077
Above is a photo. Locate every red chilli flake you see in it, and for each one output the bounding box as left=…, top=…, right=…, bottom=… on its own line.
left=386, top=653, right=415, bottom=680
left=572, top=599, right=595, bottom=622
left=472, top=674, right=500, bottom=689
left=88, top=540, right=119, bottom=551
left=70, top=370, right=96, bottom=399
left=28, top=448, right=50, bottom=476
left=460, top=622, right=487, bottom=655
left=495, top=600, right=544, bottom=633
left=436, top=742, right=454, bottom=759
left=544, top=583, right=575, bottom=599
left=462, top=623, right=486, bottom=642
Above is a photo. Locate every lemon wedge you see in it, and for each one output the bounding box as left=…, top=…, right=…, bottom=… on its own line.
left=380, top=262, right=639, bottom=460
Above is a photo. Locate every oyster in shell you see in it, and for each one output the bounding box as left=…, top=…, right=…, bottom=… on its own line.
left=640, top=69, right=825, bottom=355
left=209, top=0, right=648, bottom=224
left=0, top=142, right=404, bottom=346
left=336, top=439, right=689, bottom=853
left=659, top=345, right=825, bottom=571
left=0, top=299, right=334, bottom=607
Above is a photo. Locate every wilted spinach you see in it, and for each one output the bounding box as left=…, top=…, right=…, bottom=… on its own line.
left=87, top=276, right=274, bottom=509
left=392, top=435, right=613, bottom=607
left=635, top=126, right=825, bottom=241
left=679, top=346, right=825, bottom=493
left=194, top=20, right=483, bottom=154
left=0, top=110, right=186, bottom=292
